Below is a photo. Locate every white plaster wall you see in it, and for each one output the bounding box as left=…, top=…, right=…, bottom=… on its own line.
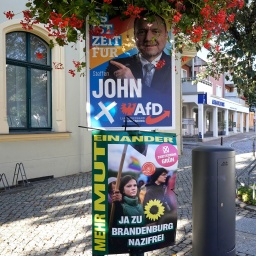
left=0, top=0, right=92, bottom=186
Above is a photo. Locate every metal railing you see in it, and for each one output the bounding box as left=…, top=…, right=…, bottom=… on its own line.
left=181, top=76, right=213, bottom=86
left=12, top=162, right=30, bottom=187
left=0, top=173, right=10, bottom=191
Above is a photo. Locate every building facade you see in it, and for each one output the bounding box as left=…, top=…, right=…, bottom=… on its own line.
left=0, top=1, right=182, bottom=187
left=0, top=1, right=92, bottom=187
left=181, top=51, right=250, bottom=140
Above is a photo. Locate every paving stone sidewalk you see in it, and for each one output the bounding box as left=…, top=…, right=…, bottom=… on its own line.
left=0, top=132, right=256, bottom=256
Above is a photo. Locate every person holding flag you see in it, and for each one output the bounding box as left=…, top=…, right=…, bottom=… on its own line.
left=110, top=175, right=145, bottom=256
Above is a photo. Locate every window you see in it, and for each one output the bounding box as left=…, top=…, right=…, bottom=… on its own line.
left=182, top=106, right=187, bottom=129
left=193, top=108, right=198, bottom=127
left=181, top=69, right=187, bottom=78
left=6, top=32, right=51, bottom=131
left=216, top=85, right=222, bottom=97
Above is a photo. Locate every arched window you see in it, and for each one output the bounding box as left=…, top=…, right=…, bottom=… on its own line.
left=6, top=32, right=52, bottom=130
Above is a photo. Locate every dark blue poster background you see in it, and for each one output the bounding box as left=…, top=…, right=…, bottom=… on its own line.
left=87, top=14, right=175, bottom=130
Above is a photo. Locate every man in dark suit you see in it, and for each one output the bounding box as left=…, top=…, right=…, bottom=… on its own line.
left=105, top=12, right=172, bottom=96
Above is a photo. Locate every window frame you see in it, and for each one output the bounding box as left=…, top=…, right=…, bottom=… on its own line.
left=0, top=21, right=67, bottom=136
left=6, top=32, right=52, bottom=132
left=181, top=68, right=187, bottom=78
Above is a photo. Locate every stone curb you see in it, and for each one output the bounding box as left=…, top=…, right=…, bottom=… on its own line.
left=236, top=198, right=256, bottom=211
left=0, top=183, right=34, bottom=196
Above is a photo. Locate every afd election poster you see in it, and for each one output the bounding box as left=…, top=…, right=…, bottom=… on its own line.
left=92, top=130, right=178, bottom=255
left=87, top=12, right=175, bottom=130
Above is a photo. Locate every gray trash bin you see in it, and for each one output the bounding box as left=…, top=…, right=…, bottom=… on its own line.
left=192, top=146, right=236, bottom=256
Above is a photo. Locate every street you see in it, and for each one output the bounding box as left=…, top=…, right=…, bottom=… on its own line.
left=0, top=132, right=256, bottom=256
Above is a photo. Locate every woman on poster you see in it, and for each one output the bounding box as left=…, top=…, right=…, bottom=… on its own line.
left=110, top=175, right=145, bottom=255
left=142, top=168, right=177, bottom=247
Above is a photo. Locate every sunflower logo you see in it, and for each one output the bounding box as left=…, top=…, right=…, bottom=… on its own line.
left=144, top=199, right=165, bottom=221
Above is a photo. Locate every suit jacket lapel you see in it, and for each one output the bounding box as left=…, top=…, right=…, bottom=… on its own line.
left=131, top=54, right=143, bottom=80
left=151, top=53, right=172, bottom=93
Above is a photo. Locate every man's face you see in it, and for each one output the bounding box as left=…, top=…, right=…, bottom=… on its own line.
left=134, top=16, right=168, bottom=62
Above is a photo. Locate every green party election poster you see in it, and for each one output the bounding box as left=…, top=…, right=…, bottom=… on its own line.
left=92, top=130, right=178, bottom=255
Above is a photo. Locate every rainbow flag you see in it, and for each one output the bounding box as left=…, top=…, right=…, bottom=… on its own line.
left=128, top=156, right=141, bottom=171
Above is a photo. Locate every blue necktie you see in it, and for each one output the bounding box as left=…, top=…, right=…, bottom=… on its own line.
left=143, top=63, right=155, bottom=87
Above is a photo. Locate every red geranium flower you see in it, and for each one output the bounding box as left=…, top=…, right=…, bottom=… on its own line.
left=73, top=60, right=81, bottom=69
left=53, top=62, right=64, bottom=69
left=4, top=11, right=15, bottom=19
left=36, top=52, right=43, bottom=59
left=155, top=60, right=166, bottom=69
left=68, top=69, right=76, bottom=77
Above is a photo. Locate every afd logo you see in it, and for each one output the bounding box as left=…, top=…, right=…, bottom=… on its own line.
left=120, top=102, right=170, bottom=125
